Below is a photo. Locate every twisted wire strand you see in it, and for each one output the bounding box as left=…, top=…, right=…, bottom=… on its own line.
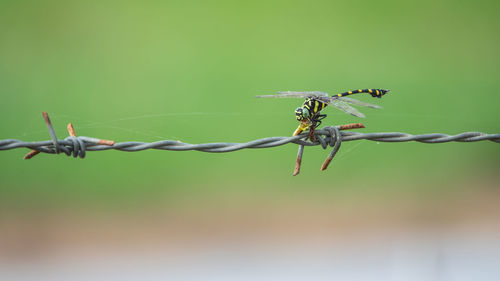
left=1, top=128, right=499, bottom=158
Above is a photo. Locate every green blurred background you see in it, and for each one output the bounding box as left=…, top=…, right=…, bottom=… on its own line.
left=0, top=0, right=499, bottom=211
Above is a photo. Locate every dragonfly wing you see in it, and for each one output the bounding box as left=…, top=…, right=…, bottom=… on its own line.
left=329, top=99, right=366, bottom=118
left=300, top=91, right=329, bottom=97
left=317, top=96, right=334, bottom=103
left=256, top=91, right=329, bottom=99
left=338, top=97, right=382, bottom=109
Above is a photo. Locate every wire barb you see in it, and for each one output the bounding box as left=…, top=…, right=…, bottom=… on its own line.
left=293, top=145, right=305, bottom=176
left=320, top=126, right=342, bottom=171
left=21, top=112, right=115, bottom=160
left=1, top=113, right=499, bottom=175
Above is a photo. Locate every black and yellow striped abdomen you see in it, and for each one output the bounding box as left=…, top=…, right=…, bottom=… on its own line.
left=336, top=89, right=390, bottom=99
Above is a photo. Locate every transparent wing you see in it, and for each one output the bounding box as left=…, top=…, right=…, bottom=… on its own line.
left=338, top=97, right=382, bottom=109
left=329, top=99, right=366, bottom=118
left=256, top=91, right=329, bottom=99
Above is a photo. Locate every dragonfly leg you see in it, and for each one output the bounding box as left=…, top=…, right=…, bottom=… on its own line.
left=308, top=125, right=316, bottom=142
left=308, top=114, right=327, bottom=141
left=316, top=113, right=327, bottom=124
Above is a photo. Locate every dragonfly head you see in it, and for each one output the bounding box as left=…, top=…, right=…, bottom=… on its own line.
left=295, top=107, right=310, bottom=121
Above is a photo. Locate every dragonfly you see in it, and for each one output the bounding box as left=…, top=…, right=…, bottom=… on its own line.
left=256, top=89, right=390, bottom=140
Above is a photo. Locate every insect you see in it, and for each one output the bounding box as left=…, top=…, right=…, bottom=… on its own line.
left=256, top=89, right=390, bottom=140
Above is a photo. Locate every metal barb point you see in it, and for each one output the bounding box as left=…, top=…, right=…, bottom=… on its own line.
left=293, top=144, right=305, bottom=176
left=42, top=111, right=60, bottom=154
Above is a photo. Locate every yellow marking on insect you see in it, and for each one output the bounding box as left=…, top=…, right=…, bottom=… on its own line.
left=348, top=91, right=352, bottom=95
left=293, top=120, right=310, bottom=136
left=314, top=101, right=319, bottom=113
left=368, top=89, right=373, bottom=93
left=358, top=89, right=362, bottom=93
left=338, top=94, right=342, bottom=97
left=376, top=90, right=380, bottom=96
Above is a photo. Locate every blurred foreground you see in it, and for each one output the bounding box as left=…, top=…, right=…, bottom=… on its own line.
left=1, top=176, right=499, bottom=281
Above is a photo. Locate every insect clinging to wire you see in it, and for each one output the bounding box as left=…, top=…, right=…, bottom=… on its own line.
left=256, top=88, right=390, bottom=140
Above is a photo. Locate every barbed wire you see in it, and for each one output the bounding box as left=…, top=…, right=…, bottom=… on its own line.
left=1, top=112, right=499, bottom=175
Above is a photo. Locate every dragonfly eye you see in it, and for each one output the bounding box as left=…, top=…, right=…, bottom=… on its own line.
left=295, top=107, right=309, bottom=121
left=302, top=108, right=310, bottom=118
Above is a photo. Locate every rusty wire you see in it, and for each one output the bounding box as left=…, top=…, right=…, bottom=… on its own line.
left=1, top=112, right=499, bottom=175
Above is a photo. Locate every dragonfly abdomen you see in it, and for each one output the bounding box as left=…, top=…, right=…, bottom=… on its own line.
left=336, top=89, right=389, bottom=99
